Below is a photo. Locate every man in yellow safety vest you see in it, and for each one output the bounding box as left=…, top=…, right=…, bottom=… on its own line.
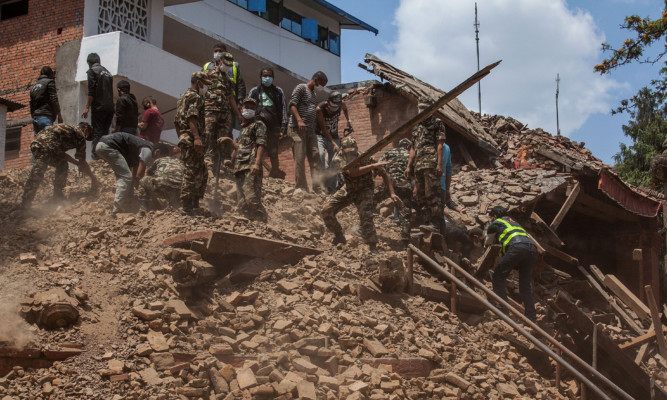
left=485, top=206, right=538, bottom=322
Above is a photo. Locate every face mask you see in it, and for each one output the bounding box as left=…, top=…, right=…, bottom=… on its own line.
left=198, top=84, right=208, bottom=96
left=213, top=51, right=223, bottom=60
left=314, top=84, right=325, bottom=93
left=261, top=76, right=273, bottom=87
left=143, top=104, right=150, bottom=110
left=328, top=104, right=340, bottom=113
left=242, top=109, right=256, bottom=120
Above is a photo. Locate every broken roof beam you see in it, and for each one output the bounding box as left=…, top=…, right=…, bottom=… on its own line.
left=530, top=212, right=564, bottom=247
left=550, top=182, right=580, bottom=231
left=619, top=325, right=667, bottom=350
left=205, top=231, right=321, bottom=265
left=344, top=60, right=502, bottom=171
left=542, top=243, right=578, bottom=265
left=644, top=285, right=667, bottom=359
left=603, top=274, right=651, bottom=323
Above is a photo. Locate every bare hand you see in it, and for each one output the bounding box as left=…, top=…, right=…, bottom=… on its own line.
left=404, top=167, right=411, bottom=179
left=250, top=164, right=261, bottom=176
left=297, top=120, right=307, bottom=134
left=57, top=116, right=63, bottom=124
left=194, top=138, right=203, bottom=155
left=81, top=107, right=89, bottom=119
left=436, top=166, right=443, bottom=177
left=373, top=161, right=389, bottom=169
left=391, top=194, right=404, bottom=208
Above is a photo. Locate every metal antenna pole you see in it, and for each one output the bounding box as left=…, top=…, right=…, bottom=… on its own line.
left=475, top=3, right=481, bottom=115
left=556, top=73, right=561, bottom=136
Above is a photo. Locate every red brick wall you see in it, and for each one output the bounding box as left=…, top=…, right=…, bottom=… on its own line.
left=276, top=86, right=416, bottom=185
left=1, top=0, right=84, bottom=169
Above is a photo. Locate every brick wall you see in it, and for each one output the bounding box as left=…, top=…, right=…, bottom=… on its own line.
left=0, top=0, right=85, bottom=169
left=277, top=86, right=416, bottom=185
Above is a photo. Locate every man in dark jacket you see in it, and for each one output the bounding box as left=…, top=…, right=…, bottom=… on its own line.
left=115, top=80, right=138, bottom=134
left=29, top=66, right=63, bottom=135
left=95, top=131, right=155, bottom=215
left=248, top=67, right=287, bottom=178
left=81, top=53, right=114, bottom=158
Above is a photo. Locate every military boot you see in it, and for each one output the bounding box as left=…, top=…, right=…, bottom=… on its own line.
left=181, top=198, right=195, bottom=216
left=332, top=233, right=346, bottom=245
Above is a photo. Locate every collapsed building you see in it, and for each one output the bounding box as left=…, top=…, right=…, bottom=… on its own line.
left=0, top=55, right=666, bottom=400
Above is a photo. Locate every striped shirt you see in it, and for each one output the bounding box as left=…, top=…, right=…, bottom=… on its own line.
left=288, top=83, right=317, bottom=132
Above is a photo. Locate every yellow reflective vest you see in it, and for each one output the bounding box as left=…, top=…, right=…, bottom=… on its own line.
left=492, top=217, right=529, bottom=255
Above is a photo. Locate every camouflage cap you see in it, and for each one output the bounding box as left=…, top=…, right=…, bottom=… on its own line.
left=191, top=71, right=212, bottom=85
left=221, top=52, right=234, bottom=66
left=417, top=96, right=433, bottom=108
left=242, top=97, right=257, bottom=106
left=341, top=136, right=358, bottom=150
left=398, top=138, right=411, bottom=148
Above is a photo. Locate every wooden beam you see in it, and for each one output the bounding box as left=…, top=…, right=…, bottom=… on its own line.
left=589, top=265, right=607, bottom=285
left=576, top=191, right=640, bottom=223
left=577, top=265, right=645, bottom=335
left=603, top=274, right=651, bottom=322
left=473, top=245, right=501, bottom=280
left=634, top=343, right=650, bottom=365
left=456, top=140, right=477, bottom=169
left=530, top=212, right=564, bottom=247
left=550, top=182, right=580, bottom=230
left=542, top=243, right=579, bottom=265
left=619, top=325, right=667, bottom=350
left=343, top=60, right=502, bottom=171
left=644, top=285, right=667, bottom=359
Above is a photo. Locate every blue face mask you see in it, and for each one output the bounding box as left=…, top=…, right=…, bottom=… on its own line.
left=261, top=76, right=273, bottom=87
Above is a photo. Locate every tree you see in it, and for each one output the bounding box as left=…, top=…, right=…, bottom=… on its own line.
left=594, top=2, right=666, bottom=114
left=612, top=88, right=667, bottom=187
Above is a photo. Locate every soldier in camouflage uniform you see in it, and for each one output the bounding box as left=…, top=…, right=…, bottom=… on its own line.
left=375, top=138, right=413, bottom=245
left=20, top=122, right=97, bottom=211
left=137, top=144, right=183, bottom=214
left=203, top=52, right=241, bottom=174
left=405, top=97, right=446, bottom=234
left=321, top=136, right=398, bottom=253
left=220, top=98, right=268, bottom=222
left=174, top=71, right=211, bottom=215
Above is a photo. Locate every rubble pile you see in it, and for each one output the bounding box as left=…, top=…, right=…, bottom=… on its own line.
left=0, top=162, right=567, bottom=399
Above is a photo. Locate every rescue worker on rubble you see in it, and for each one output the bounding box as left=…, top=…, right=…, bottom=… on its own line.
left=405, top=97, right=446, bottom=235
left=219, top=98, right=268, bottom=222
left=322, top=136, right=402, bottom=253
left=374, top=138, right=414, bottom=247
left=137, top=143, right=182, bottom=215
left=175, top=71, right=211, bottom=216
left=20, top=122, right=98, bottom=212
left=485, top=206, right=538, bottom=322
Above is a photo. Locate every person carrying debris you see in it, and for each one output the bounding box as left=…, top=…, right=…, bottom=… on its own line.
left=95, top=131, right=155, bottom=215
left=374, top=138, right=414, bottom=247
left=203, top=50, right=241, bottom=175
left=248, top=67, right=288, bottom=179
left=485, top=206, right=537, bottom=322
left=175, top=71, right=211, bottom=216
left=405, top=97, right=446, bottom=234
left=137, top=143, right=182, bottom=215
left=322, top=136, right=401, bottom=253
left=20, top=122, right=98, bottom=212
left=219, top=98, right=268, bottom=222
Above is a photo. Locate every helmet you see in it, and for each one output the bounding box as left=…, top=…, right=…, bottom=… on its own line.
left=341, top=136, right=357, bottom=150
left=328, top=91, right=342, bottom=104
left=398, top=138, right=411, bottom=148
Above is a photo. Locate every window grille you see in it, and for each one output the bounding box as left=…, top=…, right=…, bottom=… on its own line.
left=98, top=0, right=149, bottom=41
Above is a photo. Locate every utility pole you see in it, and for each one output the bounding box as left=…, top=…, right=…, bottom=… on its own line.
left=556, top=73, right=561, bottom=136
left=474, top=3, right=481, bottom=115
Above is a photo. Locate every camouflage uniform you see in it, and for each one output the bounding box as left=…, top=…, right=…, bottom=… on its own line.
left=203, top=64, right=234, bottom=170
left=174, top=88, right=207, bottom=202
left=322, top=138, right=377, bottom=245
left=234, top=116, right=268, bottom=222
left=21, top=124, right=86, bottom=207
left=137, top=157, right=184, bottom=212
left=411, top=116, right=446, bottom=223
left=374, top=146, right=413, bottom=241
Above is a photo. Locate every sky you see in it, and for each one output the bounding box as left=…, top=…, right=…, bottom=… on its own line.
left=328, top=0, right=664, bottom=165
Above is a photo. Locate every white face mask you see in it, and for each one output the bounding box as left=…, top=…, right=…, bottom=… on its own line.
left=198, top=84, right=208, bottom=96
left=242, top=109, right=256, bottom=120
left=213, top=51, right=223, bottom=60
left=220, top=64, right=231, bottom=73
left=314, top=84, right=325, bottom=93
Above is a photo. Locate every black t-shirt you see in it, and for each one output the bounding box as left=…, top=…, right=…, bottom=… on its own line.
left=99, top=132, right=152, bottom=167
left=87, top=63, right=114, bottom=112
left=315, top=101, right=342, bottom=139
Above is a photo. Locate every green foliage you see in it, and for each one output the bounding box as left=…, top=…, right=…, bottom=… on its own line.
left=595, top=1, right=667, bottom=113
left=613, top=88, right=667, bottom=187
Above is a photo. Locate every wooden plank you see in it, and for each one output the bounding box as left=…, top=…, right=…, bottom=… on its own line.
left=343, top=60, right=502, bottom=171
left=530, top=212, right=564, bottom=247
left=456, top=140, right=477, bottom=169
left=620, top=325, right=667, bottom=350
left=603, top=274, right=651, bottom=322
left=542, top=243, right=579, bottom=265
left=205, top=231, right=321, bottom=265
left=473, top=245, right=500, bottom=280
left=552, top=292, right=651, bottom=400
left=589, top=265, right=607, bottom=284
left=577, top=265, right=645, bottom=335
left=635, top=343, right=650, bottom=364
left=644, top=285, right=667, bottom=359
left=412, top=278, right=487, bottom=314
left=550, top=182, right=580, bottom=230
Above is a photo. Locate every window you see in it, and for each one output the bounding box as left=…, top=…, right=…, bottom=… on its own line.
left=4, top=127, right=21, bottom=156
left=317, top=26, right=329, bottom=50
left=281, top=7, right=302, bottom=37
left=329, top=31, right=340, bottom=56
left=0, top=0, right=29, bottom=21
